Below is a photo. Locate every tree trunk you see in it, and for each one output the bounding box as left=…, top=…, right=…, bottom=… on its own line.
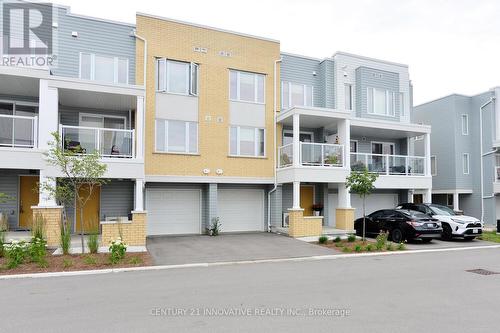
left=80, top=206, right=84, bottom=254
left=362, top=195, right=366, bottom=242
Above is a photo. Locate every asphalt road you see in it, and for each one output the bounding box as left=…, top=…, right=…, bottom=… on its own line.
left=2, top=248, right=500, bottom=333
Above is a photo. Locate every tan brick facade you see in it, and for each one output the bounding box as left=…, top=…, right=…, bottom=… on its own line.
left=136, top=14, right=280, bottom=179
left=32, top=206, right=63, bottom=247
left=101, top=211, right=147, bottom=247
left=288, top=209, right=323, bottom=238
left=335, top=208, right=355, bottom=231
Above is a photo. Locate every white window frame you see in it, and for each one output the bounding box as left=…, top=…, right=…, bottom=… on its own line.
left=463, top=153, right=470, bottom=175
left=79, top=113, right=127, bottom=129
left=345, top=84, right=353, bottom=111
left=461, top=114, right=469, bottom=135
left=79, top=52, right=129, bottom=84
left=230, top=70, right=265, bottom=104
left=281, top=81, right=314, bottom=108
left=155, top=58, right=198, bottom=96
left=431, top=155, right=437, bottom=176
left=229, top=126, right=266, bottom=157
left=367, top=87, right=396, bottom=117
left=371, top=141, right=395, bottom=155
left=155, top=119, right=199, bottom=154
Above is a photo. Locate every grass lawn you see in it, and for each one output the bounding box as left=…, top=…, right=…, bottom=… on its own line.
left=478, top=231, right=500, bottom=243
left=318, top=237, right=406, bottom=253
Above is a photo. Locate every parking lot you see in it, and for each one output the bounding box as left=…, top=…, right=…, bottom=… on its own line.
left=402, top=237, right=493, bottom=250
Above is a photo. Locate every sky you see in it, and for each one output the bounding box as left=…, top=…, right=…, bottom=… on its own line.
left=53, top=0, right=500, bottom=105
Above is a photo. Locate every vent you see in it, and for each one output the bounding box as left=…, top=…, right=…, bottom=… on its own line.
left=218, top=50, right=231, bottom=57
left=466, top=269, right=499, bottom=276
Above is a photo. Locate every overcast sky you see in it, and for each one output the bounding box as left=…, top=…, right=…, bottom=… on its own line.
left=55, top=0, right=500, bottom=105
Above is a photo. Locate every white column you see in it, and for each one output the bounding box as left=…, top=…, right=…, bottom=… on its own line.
left=38, top=171, right=57, bottom=207
left=453, top=192, right=460, bottom=211
left=292, top=113, right=300, bottom=167
left=338, top=183, right=351, bottom=208
left=424, top=188, right=432, bottom=203
left=337, top=119, right=350, bottom=167
left=292, top=181, right=301, bottom=209
left=135, top=96, right=145, bottom=159
left=134, top=179, right=145, bottom=211
left=495, top=88, right=500, bottom=141
left=407, top=190, right=414, bottom=203
left=424, top=133, right=431, bottom=176
left=38, top=79, right=59, bottom=149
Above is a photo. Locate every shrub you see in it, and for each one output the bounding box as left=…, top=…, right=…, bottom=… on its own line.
left=128, top=256, right=143, bottom=265
left=109, top=237, right=127, bottom=264
left=0, top=229, right=5, bottom=258
left=84, top=255, right=97, bottom=265
left=62, top=258, right=73, bottom=268
left=397, top=242, right=406, bottom=251
left=31, top=213, right=45, bottom=240
left=347, top=234, right=356, bottom=242
left=4, top=240, right=28, bottom=269
left=60, top=221, right=71, bottom=255
left=28, top=237, right=46, bottom=263
left=386, top=243, right=394, bottom=251
left=318, top=235, right=328, bottom=244
left=365, top=244, right=373, bottom=252
left=342, top=246, right=351, bottom=253
left=87, top=233, right=99, bottom=254
left=375, top=232, right=388, bottom=250
left=209, top=217, right=221, bottom=236
left=333, top=236, right=341, bottom=243
left=354, top=244, right=362, bottom=252
left=38, top=258, right=49, bottom=268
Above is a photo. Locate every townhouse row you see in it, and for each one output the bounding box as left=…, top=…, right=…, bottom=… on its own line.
left=1, top=1, right=436, bottom=246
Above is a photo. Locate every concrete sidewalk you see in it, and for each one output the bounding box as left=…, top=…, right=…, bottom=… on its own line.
left=146, top=232, right=334, bottom=265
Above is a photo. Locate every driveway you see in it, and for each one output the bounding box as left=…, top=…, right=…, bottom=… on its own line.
left=146, top=232, right=334, bottom=265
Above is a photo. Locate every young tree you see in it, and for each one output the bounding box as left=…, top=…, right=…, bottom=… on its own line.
left=345, top=168, right=379, bottom=241
left=0, top=193, right=11, bottom=204
left=41, top=132, right=107, bottom=253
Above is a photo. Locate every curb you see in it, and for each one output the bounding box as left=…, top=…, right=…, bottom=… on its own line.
left=1, top=244, right=500, bottom=280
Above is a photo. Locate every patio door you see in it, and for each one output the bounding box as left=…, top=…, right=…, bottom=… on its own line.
left=75, top=185, right=100, bottom=234
left=19, top=176, right=39, bottom=229
left=371, top=142, right=394, bottom=172
left=79, top=114, right=126, bottom=156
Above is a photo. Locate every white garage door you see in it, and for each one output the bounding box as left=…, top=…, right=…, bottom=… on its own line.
left=146, top=189, right=201, bottom=235
left=217, top=189, right=264, bottom=232
left=328, top=193, right=399, bottom=225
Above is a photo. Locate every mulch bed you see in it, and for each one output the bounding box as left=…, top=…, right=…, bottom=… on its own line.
left=0, top=252, right=152, bottom=276
left=318, top=239, right=404, bottom=253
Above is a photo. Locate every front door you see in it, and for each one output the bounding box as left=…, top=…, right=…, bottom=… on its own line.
left=300, top=186, right=314, bottom=216
left=19, top=176, right=39, bottom=229
left=414, top=194, right=423, bottom=204
left=75, top=185, right=100, bottom=234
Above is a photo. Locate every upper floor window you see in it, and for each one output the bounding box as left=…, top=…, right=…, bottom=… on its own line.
left=155, top=119, right=198, bottom=154
left=156, top=59, right=198, bottom=95
left=80, top=53, right=129, bottom=84
left=345, top=84, right=353, bottom=111
left=230, top=126, right=265, bottom=157
left=230, top=70, right=265, bottom=104
left=461, top=114, right=469, bottom=135
left=282, top=81, right=313, bottom=109
left=463, top=153, right=470, bottom=174
left=367, top=87, right=396, bottom=116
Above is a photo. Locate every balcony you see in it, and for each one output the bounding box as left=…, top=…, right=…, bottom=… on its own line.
left=60, top=125, right=135, bottom=158
left=350, top=153, right=425, bottom=176
left=0, top=114, right=38, bottom=148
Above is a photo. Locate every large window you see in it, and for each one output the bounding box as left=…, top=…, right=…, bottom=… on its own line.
left=155, top=119, right=198, bottom=154
left=367, top=87, right=396, bottom=116
left=79, top=53, right=129, bottom=84
left=156, top=59, right=198, bottom=95
left=463, top=153, right=469, bottom=174
left=230, top=70, right=265, bottom=104
left=229, top=126, right=265, bottom=157
left=282, top=81, right=313, bottom=109
left=461, top=114, right=469, bottom=135
left=345, top=84, right=353, bottom=110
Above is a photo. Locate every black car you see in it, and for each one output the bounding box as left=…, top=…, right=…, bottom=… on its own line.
left=354, top=209, right=443, bottom=243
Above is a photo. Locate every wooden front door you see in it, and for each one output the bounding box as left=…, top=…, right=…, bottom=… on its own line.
left=413, top=194, right=423, bottom=204
left=19, top=176, right=39, bottom=229
left=300, top=186, right=314, bottom=216
left=75, top=185, right=100, bottom=233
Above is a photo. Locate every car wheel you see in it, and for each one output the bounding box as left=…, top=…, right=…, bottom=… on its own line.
left=441, top=224, right=453, bottom=241
left=391, top=228, right=404, bottom=243
left=421, top=239, right=432, bottom=243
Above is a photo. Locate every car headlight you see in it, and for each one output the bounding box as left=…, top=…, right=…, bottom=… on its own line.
left=451, top=218, right=465, bottom=224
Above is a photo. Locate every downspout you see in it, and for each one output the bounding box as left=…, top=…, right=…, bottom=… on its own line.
left=479, top=96, right=495, bottom=224
left=267, top=57, right=282, bottom=232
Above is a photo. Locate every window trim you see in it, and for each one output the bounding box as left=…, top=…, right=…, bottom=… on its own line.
left=431, top=155, right=437, bottom=176
left=463, top=153, right=470, bottom=175
left=229, top=126, right=266, bottom=158
left=344, top=83, right=353, bottom=111
left=371, top=141, right=395, bottom=155
left=367, top=87, right=396, bottom=117
left=461, top=114, right=469, bottom=135
left=154, top=119, right=199, bottom=154
left=230, top=70, right=266, bottom=105
left=155, top=58, right=199, bottom=96
left=79, top=52, right=129, bottom=84
left=281, top=81, right=314, bottom=109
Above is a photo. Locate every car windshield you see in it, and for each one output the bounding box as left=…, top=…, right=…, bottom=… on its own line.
left=428, top=204, right=455, bottom=216
left=398, top=210, right=429, bottom=219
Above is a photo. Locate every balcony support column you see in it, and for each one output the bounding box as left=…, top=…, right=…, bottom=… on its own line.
left=453, top=192, right=460, bottom=212
left=424, top=188, right=432, bottom=204
left=134, top=179, right=145, bottom=212
left=338, top=119, right=350, bottom=167
left=424, top=133, right=431, bottom=176
left=136, top=96, right=145, bottom=159
left=292, top=113, right=300, bottom=167
left=38, top=80, right=59, bottom=149
left=292, top=181, right=301, bottom=209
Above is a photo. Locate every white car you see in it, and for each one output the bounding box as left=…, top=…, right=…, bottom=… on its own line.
left=396, top=203, right=483, bottom=240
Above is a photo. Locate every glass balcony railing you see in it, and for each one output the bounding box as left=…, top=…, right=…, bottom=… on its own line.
left=350, top=153, right=425, bottom=176
left=0, top=114, right=37, bottom=148
left=278, top=142, right=344, bottom=168
left=278, top=143, right=293, bottom=167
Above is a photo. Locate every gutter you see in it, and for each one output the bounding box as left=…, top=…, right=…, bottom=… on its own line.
left=479, top=96, right=496, bottom=224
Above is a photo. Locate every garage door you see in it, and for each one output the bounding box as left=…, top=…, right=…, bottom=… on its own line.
left=217, top=189, right=264, bottom=232
left=328, top=193, right=399, bottom=225
left=146, top=189, right=201, bottom=235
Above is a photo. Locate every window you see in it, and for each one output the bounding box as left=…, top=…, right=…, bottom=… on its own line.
left=230, top=70, right=265, bottom=104
left=156, top=59, right=198, bottom=95
left=367, top=87, right=396, bottom=116
left=79, top=53, right=129, bottom=84
left=281, top=81, right=313, bottom=109
left=345, top=84, right=353, bottom=110
left=446, top=194, right=454, bottom=207
left=399, top=93, right=405, bottom=116
left=350, top=140, right=358, bottom=153
left=463, top=153, right=469, bottom=174
left=461, top=114, right=469, bottom=135
left=431, top=156, right=437, bottom=176
left=229, top=126, right=265, bottom=157
left=155, top=119, right=198, bottom=154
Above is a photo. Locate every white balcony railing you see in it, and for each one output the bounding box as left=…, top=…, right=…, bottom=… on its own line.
left=351, top=153, right=425, bottom=176
left=278, top=142, right=344, bottom=168
left=60, top=125, right=135, bottom=158
left=0, top=114, right=38, bottom=148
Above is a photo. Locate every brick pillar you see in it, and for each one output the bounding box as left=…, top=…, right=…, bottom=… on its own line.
left=335, top=208, right=355, bottom=231
left=32, top=206, right=63, bottom=247
left=101, top=211, right=147, bottom=247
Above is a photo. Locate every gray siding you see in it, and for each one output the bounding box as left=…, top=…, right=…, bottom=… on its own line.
left=100, top=180, right=134, bottom=220
left=269, top=185, right=282, bottom=226
left=59, top=107, right=132, bottom=128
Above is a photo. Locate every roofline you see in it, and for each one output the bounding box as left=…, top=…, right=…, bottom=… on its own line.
left=280, top=51, right=326, bottom=62
left=333, top=51, right=408, bottom=68
left=415, top=90, right=495, bottom=108
left=136, top=12, right=279, bottom=44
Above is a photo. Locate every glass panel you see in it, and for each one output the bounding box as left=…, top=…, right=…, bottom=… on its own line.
left=409, top=157, right=425, bottom=175
left=351, top=153, right=368, bottom=171
left=117, top=58, right=128, bottom=84
left=0, top=103, right=13, bottom=115
left=230, top=126, right=238, bottom=155
left=374, top=88, right=387, bottom=114
left=230, top=71, right=238, bottom=100
left=369, top=154, right=386, bottom=173
left=291, top=83, right=304, bottom=106
left=80, top=53, right=92, bottom=80
left=156, top=120, right=165, bottom=151
left=94, top=55, right=115, bottom=83
left=0, top=115, right=13, bottom=146
left=167, top=120, right=186, bottom=152
left=279, top=144, right=293, bottom=167
left=190, top=63, right=198, bottom=96
left=282, top=82, right=289, bottom=109
left=239, top=72, right=255, bottom=102
left=301, top=143, right=321, bottom=165
left=256, top=75, right=264, bottom=103
left=188, top=122, right=197, bottom=153
left=101, top=129, right=132, bottom=157
left=282, top=132, right=292, bottom=146
left=324, top=145, right=342, bottom=166
left=167, top=61, right=189, bottom=94
left=389, top=156, right=407, bottom=174
left=63, top=127, right=97, bottom=154
left=305, top=85, right=313, bottom=106
left=257, top=128, right=265, bottom=156
left=239, top=127, right=255, bottom=155
left=13, top=117, right=33, bottom=146
left=157, top=59, right=166, bottom=91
